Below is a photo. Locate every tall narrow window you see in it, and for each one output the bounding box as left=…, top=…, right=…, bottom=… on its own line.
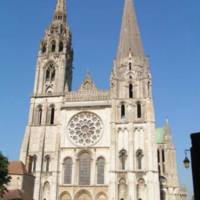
left=63, top=158, right=72, bottom=184
left=148, top=81, right=150, bottom=96
left=162, top=149, right=165, bottom=162
left=137, top=102, right=142, bottom=118
left=119, top=149, right=127, bottom=170
left=49, top=105, right=55, bottom=125
left=41, top=42, right=47, bottom=53
left=35, top=105, right=42, bottom=125
left=129, top=62, right=132, bottom=70
left=51, top=69, right=55, bottom=81
left=157, top=150, right=160, bottom=163
left=136, top=149, right=143, bottom=170
left=44, top=155, right=50, bottom=172
left=121, top=104, right=125, bottom=119
left=45, top=64, right=56, bottom=83
left=32, top=155, right=37, bottom=172
left=79, top=152, right=91, bottom=185
left=46, top=68, right=50, bottom=81
left=28, top=156, right=33, bottom=173
left=43, top=182, right=50, bottom=200
left=51, top=40, right=56, bottom=52
left=38, top=107, right=42, bottom=125
left=59, top=41, right=64, bottom=52
left=129, top=84, right=133, bottom=98
left=97, top=157, right=105, bottom=184
left=47, top=105, right=55, bottom=125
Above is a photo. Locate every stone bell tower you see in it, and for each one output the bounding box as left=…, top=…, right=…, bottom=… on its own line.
left=33, top=0, right=73, bottom=96
left=20, top=1, right=73, bottom=199
left=109, top=0, right=160, bottom=199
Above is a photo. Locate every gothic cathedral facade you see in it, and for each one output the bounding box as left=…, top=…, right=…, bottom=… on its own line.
left=20, top=0, right=187, bottom=199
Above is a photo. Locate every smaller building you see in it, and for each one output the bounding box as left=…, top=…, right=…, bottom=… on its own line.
left=156, top=121, right=188, bottom=200
left=3, top=161, right=35, bottom=200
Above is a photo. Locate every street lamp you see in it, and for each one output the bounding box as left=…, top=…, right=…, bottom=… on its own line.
left=183, top=149, right=190, bottom=169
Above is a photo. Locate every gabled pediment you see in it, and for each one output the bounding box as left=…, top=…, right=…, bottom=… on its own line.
left=78, top=74, right=98, bottom=92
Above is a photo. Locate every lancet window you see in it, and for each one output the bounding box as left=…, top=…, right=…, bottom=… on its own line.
left=51, top=40, right=56, bottom=52
left=41, top=41, right=47, bottom=53
left=97, top=157, right=105, bottom=184
left=59, top=41, right=64, bottom=52
left=136, top=149, right=143, bottom=170
left=44, top=155, right=50, bottom=172
left=129, top=84, right=133, bottom=98
left=79, top=152, right=91, bottom=185
left=47, top=105, right=55, bottom=125
left=28, top=155, right=37, bottom=173
left=63, top=157, right=72, bottom=184
left=34, top=105, right=42, bottom=125
left=119, top=149, right=127, bottom=170
left=137, top=102, right=142, bottom=118
left=121, top=104, right=125, bottom=119
left=45, top=64, right=56, bottom=82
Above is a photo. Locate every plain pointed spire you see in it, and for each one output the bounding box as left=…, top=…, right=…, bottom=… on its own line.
left=117, top=0, right=144, bottom=60
left=53, top=0, right=67, bottom=23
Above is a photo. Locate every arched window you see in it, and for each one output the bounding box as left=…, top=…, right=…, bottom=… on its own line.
left=129, top=62, right=132, bottom=70
left=121, top=104, right=125, bottom=119
left=60, top=192, right=71, bottom=200
left=129, top=84, right=133, bottom=98
left=162, top=149, right=165, bottom=173
left=28, top=156, right=33, bottom=173
left=47, top=105, right=55, bottom=125
left=44, top=155, right=50, bottom=172
left=137, top=102, right=142, bottom=118
left=50, top=106, right=55, bottom=125
left=136, top=149, right=143, bottom=170
left=28, top=155, right=37, bottom=173
left=45, top=64, right=56, bottom=82
left=97, top=157, right=105, bottom=184
left=63, top=158, right=72, bottom=184
left=35, top=105, right=42, bottom=125
left=79, top=152, right=91, bottom=185
left=46, top=68, right=50, bottom=81
left=51, top=40, right=56, bottom=52
left=51, top=68, right=55, bottom=81
left=43, top=182, right=50, bottom=200
left=119, top=178, right=127, bottom=200
left=41, top=42, right=47, bottom=53
left=162, top=149, right=165, bottom=162
left=137, top=179, right=145, bottom=200
left=32, top=155, right=37, bottom=172
left=119, top=149, right=127, bottom=170
left=59, top=41, right=64, bottom=52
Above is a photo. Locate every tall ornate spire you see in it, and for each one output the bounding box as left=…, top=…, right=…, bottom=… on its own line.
left=116, top=0, right=144, bottom=61
left=53, top=0, right=67, bottom=23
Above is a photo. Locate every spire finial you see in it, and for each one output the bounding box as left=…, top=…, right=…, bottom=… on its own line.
left=53, top=0, right=67, bottom=23
left=116, top=0, right=144, bottom=61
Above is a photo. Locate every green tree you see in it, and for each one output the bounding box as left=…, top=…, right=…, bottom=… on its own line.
left=0, top=152, right=11, bottom=198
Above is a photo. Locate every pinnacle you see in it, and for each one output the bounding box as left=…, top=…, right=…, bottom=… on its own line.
left=53, top=0, right=67, bottom=23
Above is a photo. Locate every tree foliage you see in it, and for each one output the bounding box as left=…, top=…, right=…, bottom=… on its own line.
left=0, top=152, right=11, bottom=197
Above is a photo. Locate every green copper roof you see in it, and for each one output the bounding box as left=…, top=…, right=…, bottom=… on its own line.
left=156, top=128, right=165, bottom=144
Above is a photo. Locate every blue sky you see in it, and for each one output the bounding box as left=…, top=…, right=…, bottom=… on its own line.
left=0, top=0, right=199, bottom=198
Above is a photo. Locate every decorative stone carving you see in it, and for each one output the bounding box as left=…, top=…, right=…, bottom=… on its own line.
left=68, top=112, right=103, bottom=146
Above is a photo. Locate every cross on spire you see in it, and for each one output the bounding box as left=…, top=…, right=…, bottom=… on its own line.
left=116, top=0, right=144, bottom=61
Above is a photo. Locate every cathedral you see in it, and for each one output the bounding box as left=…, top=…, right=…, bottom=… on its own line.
left=19, top=0, right=188, bottom=199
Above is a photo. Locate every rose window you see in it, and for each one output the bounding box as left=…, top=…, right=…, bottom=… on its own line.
left=68, top=112, right=103, bottom=146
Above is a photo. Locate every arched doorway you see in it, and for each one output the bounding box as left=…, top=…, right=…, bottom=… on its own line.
left=75, top=190, right=92, bottom=200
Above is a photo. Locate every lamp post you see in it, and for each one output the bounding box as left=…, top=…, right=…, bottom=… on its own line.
left=183, top=149, right=190, bottom=169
